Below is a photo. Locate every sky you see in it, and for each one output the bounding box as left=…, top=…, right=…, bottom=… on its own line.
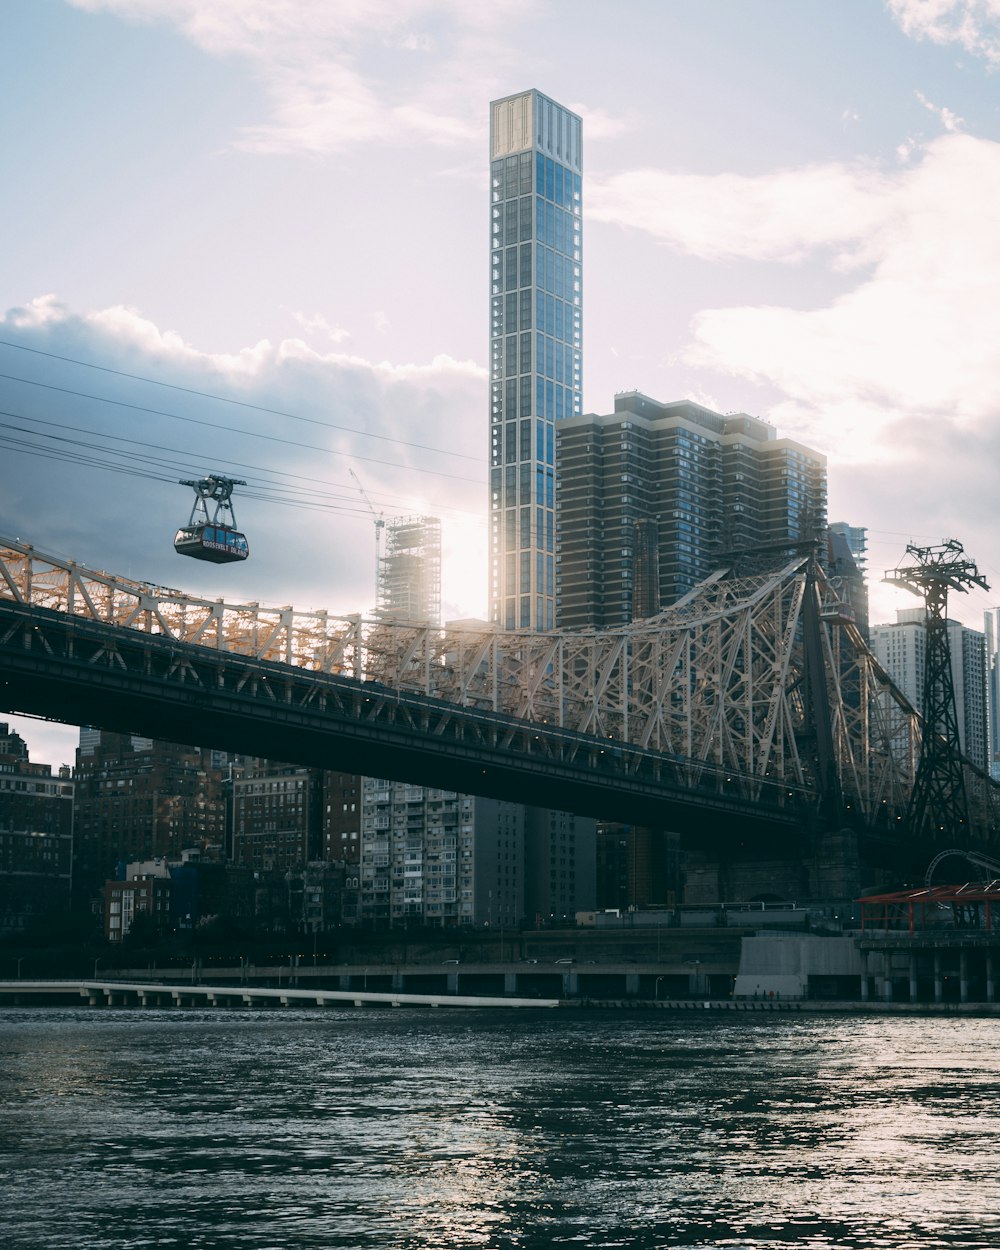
left=2, top=0, right=1000, bottom=767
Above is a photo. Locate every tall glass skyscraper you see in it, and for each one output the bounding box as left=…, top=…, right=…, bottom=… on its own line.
left=489, top=90, right=582, bottom=631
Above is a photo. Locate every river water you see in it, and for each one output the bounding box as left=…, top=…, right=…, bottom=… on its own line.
left=1, top=1007, right=998, bottom=1249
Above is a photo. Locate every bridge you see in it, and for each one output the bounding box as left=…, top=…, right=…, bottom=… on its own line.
left=0, top=536, right=996, bottom=849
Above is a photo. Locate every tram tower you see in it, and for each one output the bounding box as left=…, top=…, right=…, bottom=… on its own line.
left=884, top=540, right=989, bottom=843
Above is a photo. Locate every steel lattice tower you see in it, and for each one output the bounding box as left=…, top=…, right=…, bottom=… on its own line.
left=884, top=540, right=989, bottom=842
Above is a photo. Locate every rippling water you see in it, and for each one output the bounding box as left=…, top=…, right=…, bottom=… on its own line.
left=1, top=1007, right=999, bottom=1248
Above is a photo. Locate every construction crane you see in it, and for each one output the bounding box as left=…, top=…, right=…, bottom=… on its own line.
left=349, top=467, right=385, bottom=608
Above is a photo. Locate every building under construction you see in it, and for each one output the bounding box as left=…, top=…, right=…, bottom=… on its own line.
left=378, top=516, right=442, bottom=625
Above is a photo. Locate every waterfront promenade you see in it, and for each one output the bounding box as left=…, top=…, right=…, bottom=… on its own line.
left=4, top=978, right=1000, bottom=1014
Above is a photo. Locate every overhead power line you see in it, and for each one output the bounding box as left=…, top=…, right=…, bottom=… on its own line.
left=0, top=406, right=486, bottom=528
left=0, top=372, right=485, bottom=487
left=0, top=338, right=482, bottom=462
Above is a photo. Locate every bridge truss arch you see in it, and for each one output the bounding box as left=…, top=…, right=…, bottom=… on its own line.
left=0, top=536, right=996, bottom=843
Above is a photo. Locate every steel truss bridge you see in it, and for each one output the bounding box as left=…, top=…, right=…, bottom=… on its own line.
left=0, top=537, right=997, bottom=845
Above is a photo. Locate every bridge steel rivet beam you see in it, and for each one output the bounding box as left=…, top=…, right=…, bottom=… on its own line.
left=3, top=535, right=998, bottom=845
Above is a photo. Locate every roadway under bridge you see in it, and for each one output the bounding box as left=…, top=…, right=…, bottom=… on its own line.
left=1, top=537, right=997, bottom=867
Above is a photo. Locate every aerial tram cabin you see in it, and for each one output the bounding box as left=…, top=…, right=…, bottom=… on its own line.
left=174, top=475, right=250, bottom=564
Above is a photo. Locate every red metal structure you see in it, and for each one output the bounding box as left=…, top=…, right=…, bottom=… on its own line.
left=858, top=882, right=1000, bottom=935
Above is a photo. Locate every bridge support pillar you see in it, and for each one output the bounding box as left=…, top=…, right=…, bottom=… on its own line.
left=934, top=953, right=943, bottom=1004
left=881, top=953, right=893, bottom=1002
left=391, top=971, right=404, bottom=991
left=446, top=973, right=459, bottom=994
left=625, top=973, right=640, bottom=997
left=960, top=951, right=969, bottom=1004
left=504, top=973, right=517, bottom=994
left=987, top=955, right=995, bottom=1003
left=562, top=972, right=578, bottom=998
left=339, top=975, right=351, bottom=990
left=859, top=951, right=869, bottom=1002
left=909, top=954, right=918, bottom=1004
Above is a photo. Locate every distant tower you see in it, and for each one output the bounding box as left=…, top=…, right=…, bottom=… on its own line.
left=827, top=522, right=869, bottom=640
left=986, top=608, right=1000, bottom=780
left=489, top=90, right=582, bottom=631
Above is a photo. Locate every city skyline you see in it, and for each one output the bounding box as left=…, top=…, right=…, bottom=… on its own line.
left=3, top=0, right=1000, bottom=765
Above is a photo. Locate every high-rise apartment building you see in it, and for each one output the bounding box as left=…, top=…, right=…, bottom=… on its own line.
left=827, top=522, right=869, bottom=640
left=0, top=725, right=74, bottom=932
left=489, top=90, right=583, bottom=631
left=828, top=523, right=868, bottom=574
left=73, top=732, right=227, bottom=893
left=556, top=392, right=827, bottom=629
left=985, top=609, right=1000, bottom=781
left=871, top=608, right=989, bottom=772
left=360, top=784, right=526, bottom=927
left=232, top=761, right=325, bottom=873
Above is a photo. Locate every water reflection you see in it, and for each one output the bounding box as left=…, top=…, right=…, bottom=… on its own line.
left=1, top=1011, right=999, bottom=1248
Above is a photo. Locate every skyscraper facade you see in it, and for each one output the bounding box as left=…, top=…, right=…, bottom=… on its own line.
left=985, top=608, right=1000, bottom=780
left=827, top=522, right=869, bottom=640
left=871, top=608, right=989, bottom=772
left=489, top=90, right=583, bottom=631
left=556, top=392, right=827, bottom=630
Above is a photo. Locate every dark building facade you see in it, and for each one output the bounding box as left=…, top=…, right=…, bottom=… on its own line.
left=556, top=392, right=827, bottom=629
left=232, top=761, right=325, bottom=874
left=73, top=732, right=227, bottom=894
left=595, top=823, right=681, bottom=912
left=0, top=725, right=74, bottom=933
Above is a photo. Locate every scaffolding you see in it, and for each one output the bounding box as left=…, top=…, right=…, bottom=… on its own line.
left=378, top=516, right=442, bottom=626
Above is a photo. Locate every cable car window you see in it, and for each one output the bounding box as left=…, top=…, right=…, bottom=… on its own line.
left=173, top=476, right=250, bottom=564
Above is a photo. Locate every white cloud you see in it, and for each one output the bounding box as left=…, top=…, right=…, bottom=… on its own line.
left=66, top=0, right=534, bottom=155
left=566, top=102, right=631, bottom=141
left=915, top=89, right=964, bottom=130
left=0, top=297, right=487, bottom=619
left=587, top=161, right=896, bottom=263
left=584, top=128, right=1000, bottom=604
left=662, top=130, right=1000, bottom=610
left=7, top=293, right=71, bottom=328
left=586, top=133, right=1000, bottom=459
left=287, top=309, right=352, bottom=344
left=678, top=133, right=1000, bottom=447
left=887, top=0, right=1000, bottom=65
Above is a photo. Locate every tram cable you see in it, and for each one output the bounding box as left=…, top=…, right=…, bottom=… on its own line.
left=0, top=371, right=485, bottom=486
left=0, top=406, right=487, bottom=528
left=0, top=338, right=482, bottom=463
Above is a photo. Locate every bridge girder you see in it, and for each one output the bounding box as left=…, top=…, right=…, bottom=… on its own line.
left=1, top=536, right=996, bottom=846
